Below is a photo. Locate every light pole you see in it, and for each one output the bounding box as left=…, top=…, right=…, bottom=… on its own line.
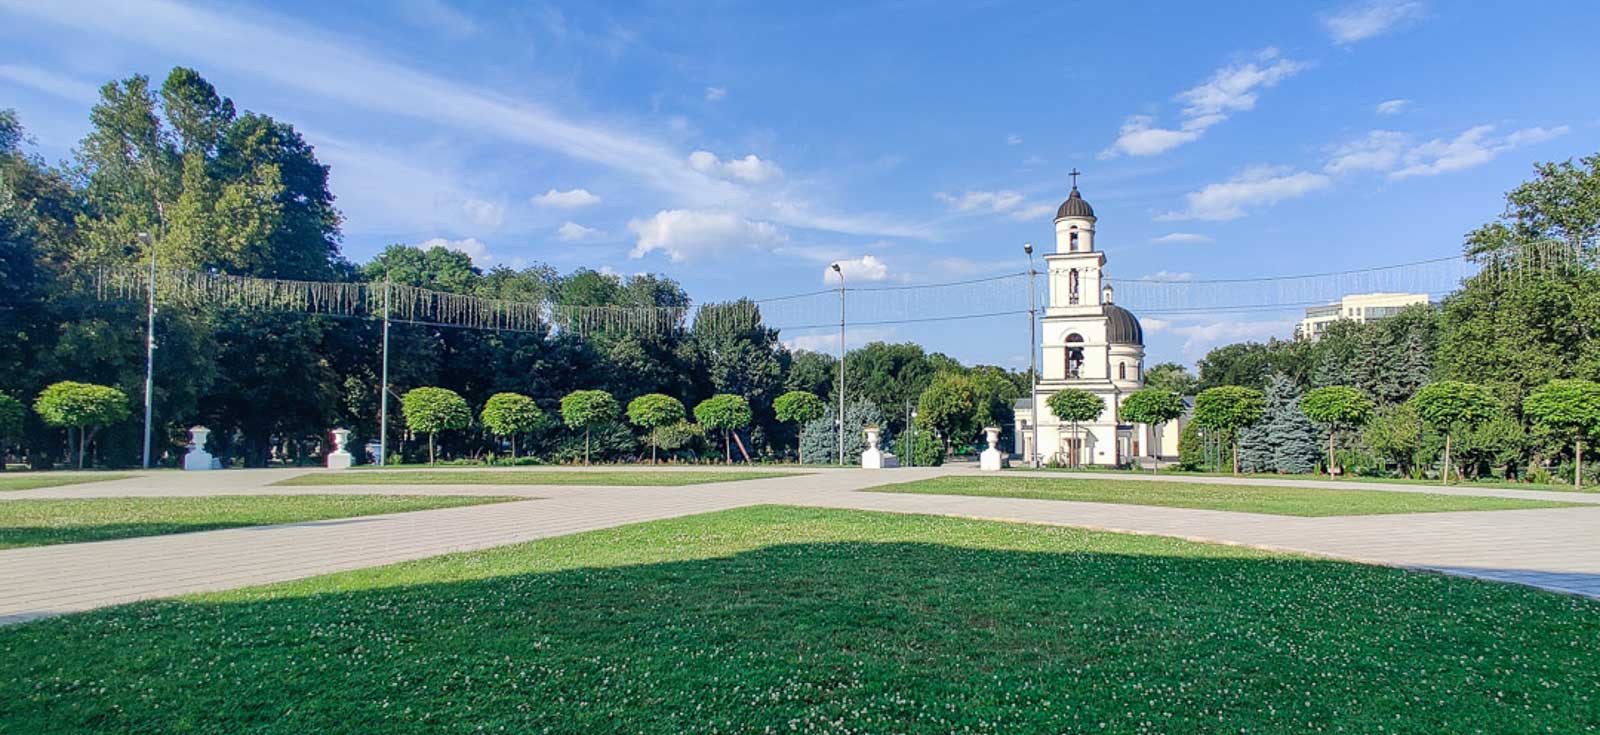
left=831, top=263, right=845, bottom=466
left=378, top=279, right=392, bottom=466
left=1024, top=242, right=1041, bottom=468
left=138, top=232, right=156, bottom=469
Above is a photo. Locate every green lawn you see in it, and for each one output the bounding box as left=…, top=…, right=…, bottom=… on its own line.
left=0, top=495, right=522, bottom=548
left=1017, top=465, right=1585, bottom=492
left=0, top=473, right=134, bottom=492
left=275, top=469, right=801, bottom=487
left=2, top=506, right=1595, bottom=733
left=870, top=476, right=1581, bottom=516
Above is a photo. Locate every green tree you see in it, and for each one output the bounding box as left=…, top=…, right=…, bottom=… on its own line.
left=1046, top=389, right=1105, bottom=468
left=0, top=394, right=24, bottom=469
left=561, top=390, right=619, bottom=465
left=1143, top=362, right=1198, bottom=396
left=1119, top=388, right=1185, bottom=472
left=1239, top=375, right=1321, bottom=475
left=654, top=420, right=704, bottom=461
left=1523, top=379, right=1600, bottom=490
left=1409, top=381, right=1498, bottom=485
left=694, top=394, right=754, bottom=464
left=34, top=381, right=131, bottom=468
left=1192, top=385, right=1267, bottom=475
left=1364, top=404, right=1425, bottom=478
left=480, top=392, right=541, bottom=459
left=626, top=393, right=686, bottom=464
left=799, top=398, right=886, bottom=465
left=401, top=387, right=470, bottom=464
left=917, top=373, right=980, bottom=455
left=772, top=390, right=825, bottom=462
left=1301, top=386, right=1376, bottom=475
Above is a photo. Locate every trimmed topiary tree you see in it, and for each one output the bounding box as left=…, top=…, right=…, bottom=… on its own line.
left=1302, top=385, right=1375, bottom=476
left=1409, top=381, right=1497, bottom=485
left=772, top=390, right=825, bottom=462
left=1523, top=379, right=1600, bottom=491
left=33, top=381, right=131, bottom=469
left=1192, top=385, right=1266, bottom=475
left=0, top=394, right=24, bottom=471
left=480, top=392, right=541, bottom=459
left=1119, top=388, right=1185, bottom=472
left=402, top=387, right=471, bottom=464
left=694, top=394, right=754, bottom=464
left=627, top=393, right=686, bottom=464
left=1046, top=389, right=1105, bottom=468
left=561, top=389, right=619, bottom=465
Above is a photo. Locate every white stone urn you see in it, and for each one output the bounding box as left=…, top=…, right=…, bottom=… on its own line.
left=979, top=426, right=1006, bottom=471
left=326, top=428, right=354, bottom=470
left=183, top=426, right=217, bottom=471
left=861, top=425, right=886, bottom=469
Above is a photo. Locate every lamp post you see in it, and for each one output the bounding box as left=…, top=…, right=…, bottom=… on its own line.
left=1024, top=242, right=1040, bottom=468
left=138, top=232, right=155, bottom=470
left=831, top=263, right=845, bottom=466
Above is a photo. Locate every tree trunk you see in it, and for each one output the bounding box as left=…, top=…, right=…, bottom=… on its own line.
left=78, top=426, right=86, bottom=469
left=1442, top=433, right=1451, bottom=486
left=428, top=432, right=436, bottom=464
left=1577, top=438, right=1585, bottom=491
left=511, top=434, right=517, bottom=459
left=732, top=430, right=752, bottom=465
left=796, top=432, right=802, bottom=465
left=651, top=430, right=658, bottom=465
left=724, top=430, right=731, bottom=464
left=1232, top=439, right=1240, bottom=476
left=1328, top=430, right=1337, bottom=476
left=584, top=428, right=591, bottom=465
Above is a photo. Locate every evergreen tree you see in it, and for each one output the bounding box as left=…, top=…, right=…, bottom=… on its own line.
left=1237, top=374, right=1322, bottom=474
left=799, top=398, right=886, bottom=465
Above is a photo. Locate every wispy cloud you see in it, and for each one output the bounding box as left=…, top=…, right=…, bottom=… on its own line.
left=627, top=209, right=784, bottom=262
left=1102, top=49, right=1304, bottom=158
left=784, top=326, right=895, bottom=353
left=1375, top=98, right=1410, bottom=116
left=532, top=188, right=601, bottom=208
left=556, top=221, right=601, bottom=242
left=1324, top=125, right=1571, bottom=179
left=1141, top=270, right=1195, bottom=282
left=1006, top=133, right=1023, bottom=146
left=1324, top=130, right=1409, bottom=174
left=934, top=189, right=1053, bottom=221
left=0, top=63, right=100, bottom=104
left=1162, top=165, right=1332, bottom=221
left=1169, top=317, right=1297, bottom=359
left=395, top=0, right=477, bottom=37
left=1150, top=232, right=1214, bottom=245
left=1323, top=1, right=1425, bottom=45
left=704, top=86, right=726, bottom=101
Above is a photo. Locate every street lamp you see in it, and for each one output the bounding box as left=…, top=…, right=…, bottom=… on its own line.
left=830, top=263, right=845, bottom=466
left=1024, top=242, right=1040, bottom=468
left=138, top=232, right=156, bottom=470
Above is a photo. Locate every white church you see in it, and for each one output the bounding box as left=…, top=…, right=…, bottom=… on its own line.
left=1014, top=180, right=1185, bottom=467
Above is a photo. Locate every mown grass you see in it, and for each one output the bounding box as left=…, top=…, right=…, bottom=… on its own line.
left=2, top=506, right=1595, bottom=733
left=0, top=494, right=523, bottom=548
left=274, top=470, right=800, bottom=487
left=870, top=475, right=1580, bottom=516
left=0, top=473, right=134, bottom=492
left=1015, top=465, right=1585, bottom=492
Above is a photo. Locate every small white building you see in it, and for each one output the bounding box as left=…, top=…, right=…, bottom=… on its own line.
left=1295, top=292, right=1430, bottom=340
left=1013, top=183, right=1184, bottom=467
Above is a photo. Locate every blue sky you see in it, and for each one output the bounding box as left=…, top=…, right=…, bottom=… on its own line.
left=2, top=0, right=1595, bottom=368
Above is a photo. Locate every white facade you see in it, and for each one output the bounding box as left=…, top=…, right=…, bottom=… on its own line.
left=1296, top=292, right=1430, bottom=340
left=1015, top=186, right=1182, bottom=467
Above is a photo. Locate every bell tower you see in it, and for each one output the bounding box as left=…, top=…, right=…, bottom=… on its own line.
left=1046, top=171, right=1105, bottom=311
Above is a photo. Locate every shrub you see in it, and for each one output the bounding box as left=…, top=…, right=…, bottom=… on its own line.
left=34, top=381, right=131, bottom=468
left=895, top=423, right=943, bottom=467
left=480, top=392, right=541, bottom=459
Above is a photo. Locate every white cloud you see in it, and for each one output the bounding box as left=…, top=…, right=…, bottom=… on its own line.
left=704, top=86, right=726, bottom=101
left=825, top=255, right=889, bottom=283
left=1009, top=202, right=1056, bottom=222
left=783, top=327, right=895, bottom=353
left=1141, top=270, right=1195, bottom=282
left=556, top=221, right=601, bottom=242
left=0, top=64, right=100, bottom=104
left=1170, top=318, right=1297, bottom=359
left=1389, top=124, right=1569, bottom=180
left=627, top=209, right=784, bottom=262
left=1006, top=134, right=1023, bottom=146
left=533, top=188, right=601, bottom=208
left=1150, top=232, right=1214, bottom=245
left=1375, top=99, right=1410, bottom=116
left=687, top=150, right=783, bottom=183
left=1325, top=130, right=1409, bottom=174
left=1102, top=49, right=1303, bottom=158
left=935, top=189, right=1025, bottom=213
left=461, top=197, right=504, bottom=227
left=1163, top=165, right=1331, bottom=221
left=1142, top=317, right=1171, bottom=334
left=416, top=236, right=506, bottom=268
left=1323, top=1, right=1425, bottom=45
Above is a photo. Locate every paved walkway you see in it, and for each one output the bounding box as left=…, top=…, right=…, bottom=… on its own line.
left=3, top=467, right=1598, bottom=624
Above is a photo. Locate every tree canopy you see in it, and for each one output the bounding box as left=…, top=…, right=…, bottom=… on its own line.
left=695, top=394, right=754, bottom=463
left=561, top=390, right=619, bottom=465
left=1192, top=385, right=1266, bottom=474
left=401, top=387, right=470, bottom=464
left=1522, top=379, right=1600, bottom=489
left=1409, top=381, right=1498, bottom=484
left=627, top=393, right=686, bottom=464
left=1301, top=386, right=1376, bottom=475
left=480, top=392, right=541, bottom=458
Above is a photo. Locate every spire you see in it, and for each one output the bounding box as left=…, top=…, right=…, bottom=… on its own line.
left=1069, top=168, right=1081, bottom=189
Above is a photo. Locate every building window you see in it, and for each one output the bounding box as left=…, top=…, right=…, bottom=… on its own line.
left=1118, top=362, right=1126, bottom=380
left=1069, top=227, right=1079, bottom=251
left=1065, top=333, right=1084, bottom=378
left=1069, top=269, right=1080, bottom=304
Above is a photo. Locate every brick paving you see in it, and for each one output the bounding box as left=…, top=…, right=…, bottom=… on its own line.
left=2, top=466, right=1597, bottom=624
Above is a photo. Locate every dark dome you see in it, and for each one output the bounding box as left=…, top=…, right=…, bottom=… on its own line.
left=1055, top=186, right=1095, bottom=220
left=1105, top=304, right=1143, bottom=346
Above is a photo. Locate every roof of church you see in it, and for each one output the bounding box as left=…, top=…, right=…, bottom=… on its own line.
left=1105, top=303, right=1143, bottom=346
left=1055, top=186, right=1095, bottom=220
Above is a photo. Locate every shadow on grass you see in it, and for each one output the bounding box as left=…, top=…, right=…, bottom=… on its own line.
left=3, top=531, right=1597, bottom=733
left=0, top=521, right=283, bottom=548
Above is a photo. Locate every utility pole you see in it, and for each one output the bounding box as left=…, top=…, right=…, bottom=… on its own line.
left=378, top=279, right=392, bottom=466
left=838, top=262, right=851, bottom=464
left=1025, top=242, right=1041, bottom=468
left=139, top=233, right=156, bottom=470
left=904, top=401, right=913, bottom=468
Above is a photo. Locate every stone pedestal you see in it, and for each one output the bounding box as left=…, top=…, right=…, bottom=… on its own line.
left=183, top=426, right=217, bottom=471
left=979, top=426, right=1007, bottom=471
left=326, top=428, right=354, bottom=470
left=861, top=426, right=886, bottom=469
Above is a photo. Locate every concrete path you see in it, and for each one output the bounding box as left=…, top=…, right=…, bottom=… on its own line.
left=2, top=466, right=1597, bottom=624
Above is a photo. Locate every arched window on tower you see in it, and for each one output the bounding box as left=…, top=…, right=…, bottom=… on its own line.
left=1065, top=333, right=1084, bottom=378
left=1118, top=362, right=1126, bottom=380
left=1069, top=269, right=1080, bottom=305
left=1069, top=226, right=1079, bottom=252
